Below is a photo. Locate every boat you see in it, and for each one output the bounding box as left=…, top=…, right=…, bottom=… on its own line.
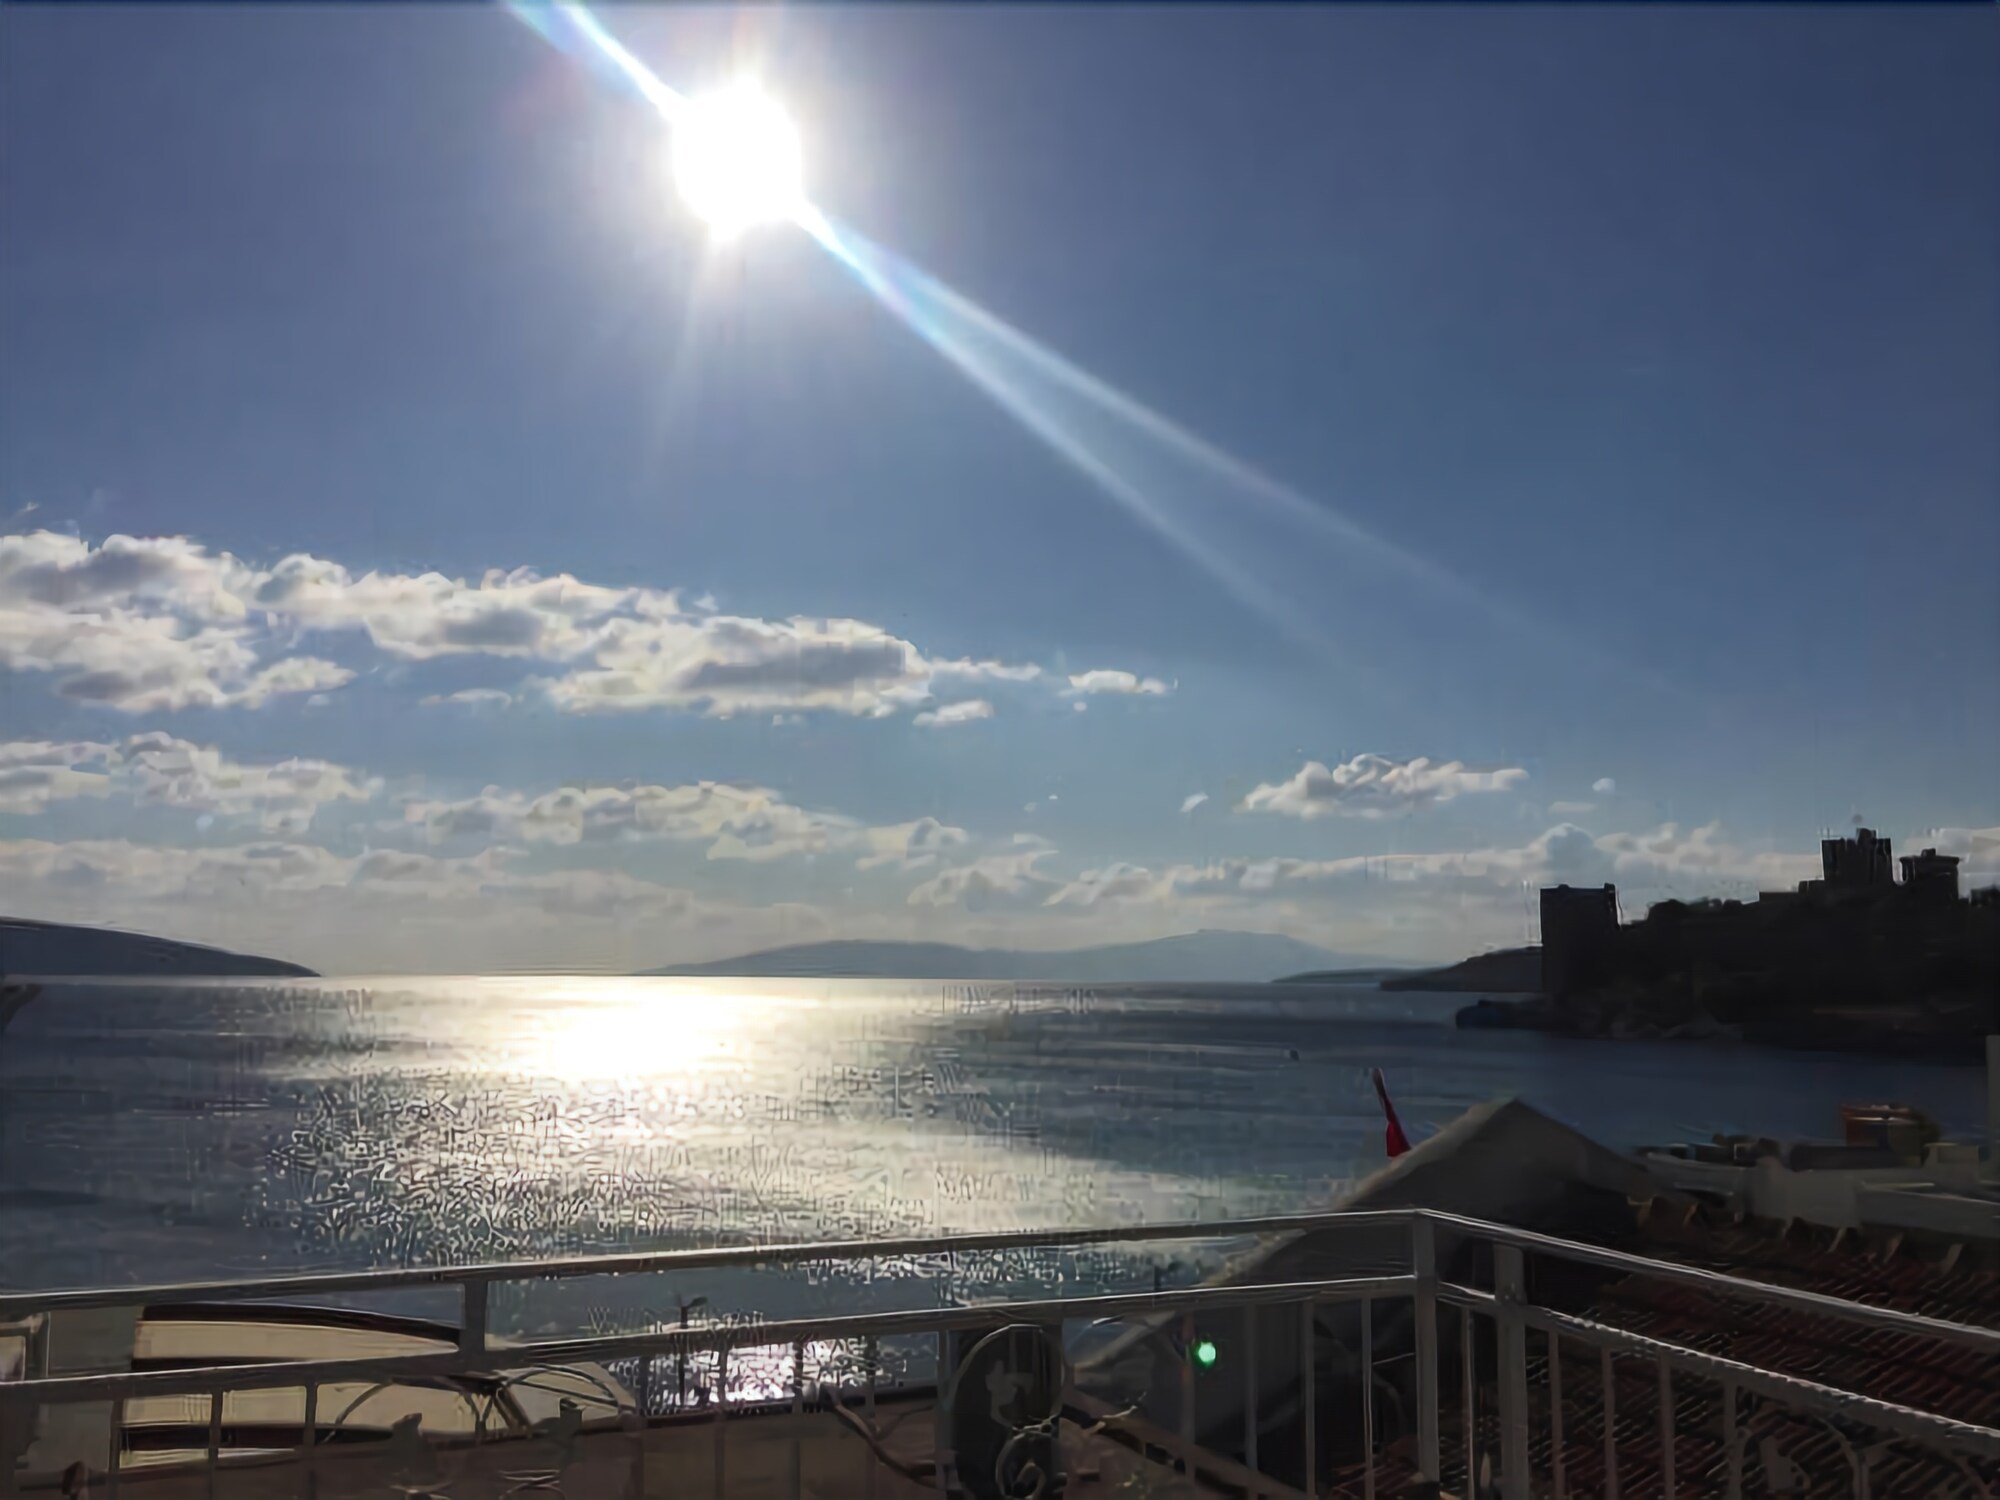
left=1451, top=997, right=1524, bottom=1030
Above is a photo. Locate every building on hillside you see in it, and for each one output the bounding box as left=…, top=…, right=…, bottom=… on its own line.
left=1820, top=827, right=1894, bottom=891
left=1898, top=847, right=1963, bottom=904
left=1539, top=884, right=1619, bottom=998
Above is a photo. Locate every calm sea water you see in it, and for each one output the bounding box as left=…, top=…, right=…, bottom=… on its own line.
left=0, top=976, right=1985, bottom=1357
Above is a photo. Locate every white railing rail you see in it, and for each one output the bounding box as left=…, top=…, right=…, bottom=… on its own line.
left=3, top=1207, right=1994, bottom=1500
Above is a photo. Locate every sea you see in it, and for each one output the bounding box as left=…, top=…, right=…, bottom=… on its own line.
left=0, top=975, right=1986, bottom=1393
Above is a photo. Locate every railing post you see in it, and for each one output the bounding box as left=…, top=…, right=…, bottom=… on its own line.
left=1723, top=1379, right=1742, bottom=1500
left=205, top=1389, right=221, bottom=1500
left=1361, top=1297, right=1376, bottom=1500
left=790, top=1340, right=805, bottom=1500
left=936, top=1331, right=952, bottom=1497
left=1300, top=1300, right=1316, bottom=1497
left=108, top=1395, right=126, bottom=1500
left=1657, top=1358, right=1675, bottom=1500
left=1411, top=1216, right=1442, bottom=1487
left=299, top=1384, right=316, bottom=1500
left=633, top=1350, right=652, bottom=1421
left=712, top=1344, right=727, bottom=1500
left=863, top=1335, right=879, bottom=1500
left=1495, top=1245, right=1530, bottom=1500
left=1179, top=1310, right=1196, bottom=1453
left=460, top=1279, right=488, bottom=1360
left=0, top=1392, right=25, bottom=1500
left=1461, top=1308, right=1476, bottom=1498
left=1600, top=1348, right=1619, bottom=1500
left=1547, top=1334, right=1565, bottom=1500
left=1242, top=1304, right=1258, bottom=1475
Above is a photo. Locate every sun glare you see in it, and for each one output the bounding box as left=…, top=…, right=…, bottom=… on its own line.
left=672, top=81, right=804, bottom=237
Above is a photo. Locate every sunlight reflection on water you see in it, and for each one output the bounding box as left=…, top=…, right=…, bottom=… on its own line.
left=0, top=975, right=1985, bottom=1341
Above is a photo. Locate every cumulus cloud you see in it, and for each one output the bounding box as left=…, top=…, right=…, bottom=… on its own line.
left=0, top=741, right=118, bottom=815
left=0, top=833, right=792, bottom=973
left=1592, top=778, right=1617, bottom=795
left=906, top=849, right=1061, bottom=911
left=1044, top=862, right=1159, bottom=908
left=0, top=832, right=691, bottom=924
left=4, top=529, right=1163, bottom=722
left=118, top=733, right=378, bottom=835
left=913, top=700, right=994, bottom=729
left=1241, top=754, right=1530, bottom=821
left=932, top=660, right=1043, bottom=685
left=1180, top=792, right=1209, bottom=814
left=404, top=778, right=970, bottom=871
left=0, top=735, right=376, bottom=833
left=0, top=532, right=348, bottom=712
left=1124, top=820, right=1817, bottom=909
left=1064, top=670, right=1172, bottom=697
left=420, top=688, right=514, bottom=708
left=855, top=817, right=972, bottom=871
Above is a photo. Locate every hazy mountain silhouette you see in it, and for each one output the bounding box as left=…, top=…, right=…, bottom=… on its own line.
left=0, top=916, right=316, bottom=978
left=642, top=930, right=1386, bottom=983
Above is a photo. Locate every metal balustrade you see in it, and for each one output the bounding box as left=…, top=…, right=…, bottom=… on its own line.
left=2, top=1207, right=1994, bottom=1498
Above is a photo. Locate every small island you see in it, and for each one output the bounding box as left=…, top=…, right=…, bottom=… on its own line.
left=1400, top=829, right=1997, bottom=1062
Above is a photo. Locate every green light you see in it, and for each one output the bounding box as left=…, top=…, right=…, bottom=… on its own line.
left=1190, top=1338, right=1219, bottom=1370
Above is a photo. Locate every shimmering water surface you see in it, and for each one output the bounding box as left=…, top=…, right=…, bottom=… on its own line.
left=0, top=976, right=1984, bottom=1353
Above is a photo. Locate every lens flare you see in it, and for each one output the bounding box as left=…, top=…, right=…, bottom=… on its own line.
left=673, top=83, right=804, bottom=237
left=504, top=3, right=1667, bottom=698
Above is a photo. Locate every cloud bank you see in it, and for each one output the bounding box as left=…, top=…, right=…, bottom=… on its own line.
left=1, top=531, right=1157, bottom=722
left=1241, top=754, right=1529, bottom=820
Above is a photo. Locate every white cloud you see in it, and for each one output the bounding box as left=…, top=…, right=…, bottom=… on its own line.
left=1139, top=821, right=1815, bottom=908
left=1242, top=754, right=1530, bottom=821
left=0, top=741, right=118, bottom=815
left=0, top=532, right=346, bottom=712
left=542, top=614, right=937, bottom=718
left=420, top=687, right=514, bottom=708
left=1044, top=862, right=1160, bottom=908
left=854, top=817, right=972, bottom=871
left=236, top=657, right=356, bottom=706
left=2, top=529, right=1161, bottom=722
left=404, top=778, right=970, bottom=871
left=1064, top=670, right=1171, bottom=697
left=913, top=700, right=994, bottom=729
left=1592, top=778, right=1617, bottom=796
left=1180, top=792, right=1209, bottom=814
left=906, top=849, right=1061, bottom=911
left=118, top=733, right=378, bottom=835
left=0, top=735, right=376, bottom=834
left=0, top=834, right=807, bottom=974
left=932, top=660, right=1043, bottom=685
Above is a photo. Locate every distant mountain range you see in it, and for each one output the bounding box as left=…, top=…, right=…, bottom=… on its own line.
left=0, top=917, right=315, bottom=979
left=643, top=930, right=1391, bottom=983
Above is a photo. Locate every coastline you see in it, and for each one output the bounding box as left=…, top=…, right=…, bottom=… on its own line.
left=1441, top=990, right=1991, bottom=1065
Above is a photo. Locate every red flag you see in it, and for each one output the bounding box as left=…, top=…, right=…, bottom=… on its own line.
left=1372, top=1068, right=1411, bottom=1158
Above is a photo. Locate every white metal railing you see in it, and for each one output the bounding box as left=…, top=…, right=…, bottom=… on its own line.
left=2, top=1207, right=1995, bottom=1499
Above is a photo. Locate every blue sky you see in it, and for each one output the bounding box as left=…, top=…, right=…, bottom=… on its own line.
left=2, top=4, right=1994, bottom=973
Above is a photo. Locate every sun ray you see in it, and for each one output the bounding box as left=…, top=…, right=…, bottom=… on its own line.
left=505, top=2, right=1683, bottom=703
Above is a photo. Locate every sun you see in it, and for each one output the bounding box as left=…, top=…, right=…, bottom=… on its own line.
left=672, top=81, right=804, bottom=238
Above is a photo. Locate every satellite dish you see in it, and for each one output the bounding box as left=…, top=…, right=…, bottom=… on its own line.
left=942, top=1323, right=1068, bottom=1500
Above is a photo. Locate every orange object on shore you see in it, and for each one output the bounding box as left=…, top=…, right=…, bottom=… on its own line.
left=1839, top=1102, right=1938, bottom=1157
